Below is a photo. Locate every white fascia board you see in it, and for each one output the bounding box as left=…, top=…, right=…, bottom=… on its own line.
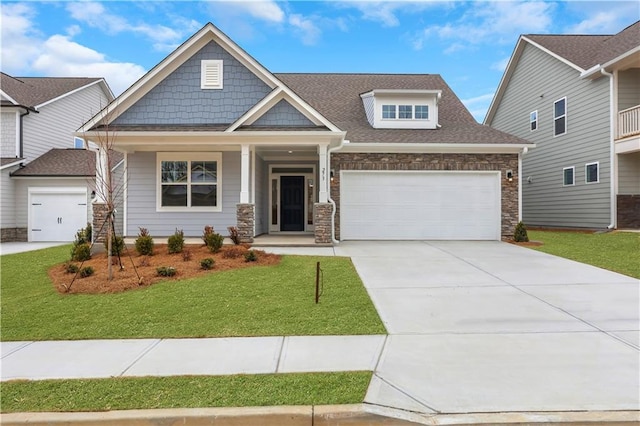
left=12, top=176, right=93, bottom=180
left=362, top=89, right=442, bottom=97
left=277, top=85, right=341, bottom=131
left=483, top=38, right=524, bottom=125
left=0, top=160, right=23, bottom=170
left=337, top=142, right=535, bottom=154
left=36, top=79, right=109, bottom=109
left=226, top=88, right=283, bottom=131
left=522, top=36, right=585, bottom=73
left=0, top=90, right=19, bottom=105
left=582, top=46, right=640, bottom=79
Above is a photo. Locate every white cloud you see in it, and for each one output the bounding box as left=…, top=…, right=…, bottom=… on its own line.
left=491, top=56, right=510, bottom=72
left=289, top=14, right=321, bottom=45
left=461, top=92, right=495, bottom=123
left=339, top=1, right=443, bottom=28
left=568, top=12, right=620, bottom=34
left=0, top=4, right=145, bottom=96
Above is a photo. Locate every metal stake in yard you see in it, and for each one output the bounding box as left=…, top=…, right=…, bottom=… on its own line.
left=315, top=261, right=320, bottom=304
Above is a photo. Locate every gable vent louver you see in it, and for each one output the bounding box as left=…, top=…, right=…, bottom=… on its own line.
left=201, top=60, right=223, bottom=89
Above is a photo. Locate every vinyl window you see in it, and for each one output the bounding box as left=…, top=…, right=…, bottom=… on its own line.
left=562, top=166, right=574, bottom=186
left=415, top=105, right=429, bottom=119
left=585, top=162, right=599, bottom=184
left=157, top=153, right=222, bottom=211
left=530, top=111, right=537, bottom=131
left=398, top=105, right=413, bottom=119
left=382, top=105, right=396, bottom=119
left=554, top=98, right=566, bottom=136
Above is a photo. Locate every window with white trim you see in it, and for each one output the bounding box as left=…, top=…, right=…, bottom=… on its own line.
left=73, top=137, right=84, bottom=149
left=382, top=104, right=396, bottom=119
left=398, top=105, right=412, bottom=119
left=554, top=97, right=566, bottom=136
left=530, top=111, right=537, bottom=131
left=157, top=153, right=222, bottom=211
left=201, top=60, right=223, bottom=89
left=415, top=105, right=429, bottom=119
left=585, top=162, right=599, bottom=184
left=562, top=166, right=574, bottom=186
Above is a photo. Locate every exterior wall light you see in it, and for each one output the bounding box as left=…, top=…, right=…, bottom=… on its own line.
left=506, top=170, right=513, bottom=182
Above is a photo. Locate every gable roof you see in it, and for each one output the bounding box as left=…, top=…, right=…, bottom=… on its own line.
left=277, top=73, right=527, bottom=145
left=10, top=149, right=96, bottom=177
left=0, top=73, right=113, bottom=109
left=485, top=20, right=640, bottom=124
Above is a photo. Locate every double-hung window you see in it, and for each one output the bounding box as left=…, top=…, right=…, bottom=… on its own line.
left=530, top=111, right=538, bottom=131
left=157, top=153, right=222, bottom=211
left=554, top=98, right=567, bottom=136
left=415, top=105, right=429, bottom=119
left=563, top=166, right=574, bottom=186
left=585, top=162, right=599, bottom=184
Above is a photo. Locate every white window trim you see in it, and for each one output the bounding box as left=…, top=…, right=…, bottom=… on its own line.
left=553, top=97, right=567, bottom=137
left=382, top=104, right=396, bottom=119
left=585, top=161, right=599, bottom=184
left=382, top=104, right=430, bottom=121
left=201, top=60, right=223, bottom=90
left=415, top=105, right=429, bottom=120
left=156, top=152, right=222, bottom=212
left=562, top=166, right=575, bottom=186
left=530, top=110, right=538, bottom=132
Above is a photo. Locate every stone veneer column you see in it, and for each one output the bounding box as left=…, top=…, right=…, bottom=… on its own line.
left=92, top=202, right=109, bottom=243
left=236, top=203, right=255, bottom=243
left=313, top=203, right=333, bottom=244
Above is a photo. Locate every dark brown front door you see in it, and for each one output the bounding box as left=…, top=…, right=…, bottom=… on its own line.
left=280, top=176, right=305, bottom=231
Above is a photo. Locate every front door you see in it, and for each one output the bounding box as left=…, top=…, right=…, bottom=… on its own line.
left=280, top=176, right=305, bottom=231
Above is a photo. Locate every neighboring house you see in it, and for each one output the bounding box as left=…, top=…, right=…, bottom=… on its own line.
left=78, top=23, right=534, bottom=244
left=485, top=21, right=640, bottom=229
left=0, top=73, right=115, bottom=242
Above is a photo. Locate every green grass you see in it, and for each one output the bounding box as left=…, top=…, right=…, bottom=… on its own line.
left=0, top=372, right=372, bottom=413
left=1, top=245, right=385, bottom=341
left=528, top=230, right=640, bottom=279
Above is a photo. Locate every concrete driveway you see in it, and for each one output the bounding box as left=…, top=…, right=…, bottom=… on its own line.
left=334, top=241, right=640, bottom=414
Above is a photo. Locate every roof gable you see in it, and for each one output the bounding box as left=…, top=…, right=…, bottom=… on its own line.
left=0, top=73, right=111, bottom=108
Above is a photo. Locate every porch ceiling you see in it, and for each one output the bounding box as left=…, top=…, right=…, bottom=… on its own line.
left=256, top=145, right=318, bottom=161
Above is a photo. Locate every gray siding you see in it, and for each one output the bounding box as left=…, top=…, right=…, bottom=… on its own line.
left=253, top=99, right=314, bottom=127
left=14, top=178, right=95, bottom=229
left=618, top=69, right=640, bottom=111
left=254, top=153, right=267, bottom=235
left=113, top=41, right=272, bottom=125
left=126, top=151, right=240, bottom=237
left=1, top=167, right=17, bottom=227
left=491, top=43, right=611, bottom=228
left=618, top=152, right=640, bottom=194
left=1, top=112, right=17, bottom=157
left=362, top=95, right=374, bottom=126
left=22, top=83, right=110, bottom=163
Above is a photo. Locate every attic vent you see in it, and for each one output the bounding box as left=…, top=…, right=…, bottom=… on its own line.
left=201, top=60, right=223, bottom=89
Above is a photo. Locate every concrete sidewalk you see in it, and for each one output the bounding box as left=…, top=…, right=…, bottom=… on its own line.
left=1, top=335, right=385, bottom=381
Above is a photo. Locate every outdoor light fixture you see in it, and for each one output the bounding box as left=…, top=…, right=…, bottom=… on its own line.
left=330, top=169, right=335, bottom=182
left=506, top=170, right=513, bottom=182
left=90, top=190, right=96, bottom=199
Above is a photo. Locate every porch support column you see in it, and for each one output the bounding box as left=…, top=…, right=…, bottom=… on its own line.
left=240, top=144, right=250, bottom=204
left=318, top=144, right=328, bottom=203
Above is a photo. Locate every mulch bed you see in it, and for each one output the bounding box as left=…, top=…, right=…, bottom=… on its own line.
left=49, top=244, right=280, bottom=295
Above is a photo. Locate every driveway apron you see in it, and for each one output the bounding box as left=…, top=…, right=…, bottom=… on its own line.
left=335, top=241, right=640, bottom=414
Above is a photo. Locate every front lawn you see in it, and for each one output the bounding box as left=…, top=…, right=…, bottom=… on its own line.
left=0, top=372, right=372, bottom=413
left=1, top=245, right=385, bottom=341
left=528, top=230, right=640, bottom=279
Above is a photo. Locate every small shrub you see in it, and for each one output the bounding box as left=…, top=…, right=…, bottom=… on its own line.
left=200, top=258, right=215, bottom=270
left=135, top=227, right=154, bottom=256
left=244, top=250, right=258, bottom=262
left=182, top=248, right=192, bottom=261
left=74, top=223, right=92, bottom=245
left=513, top=221, right=529, bottom=243
left=227, top=226, right=241, bottom=245
left=71, top=243, right=91, bottom=262
left=222, top=245, right=248, bottom=259
left=64, top=263, right=79, bottom=274
left=79, top=266, right=94, bottom=278
left=203, top=225, right=224, bottom=253
left=168, top=229, right=185, bottom=254
left=104, top=234, right=125, bottom=256
left=156, top=266, right=176, bottom=277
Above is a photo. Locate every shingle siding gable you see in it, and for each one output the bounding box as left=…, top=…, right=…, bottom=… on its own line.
left=491, top=42, right=611, bottom=228
left=252, top=99, right=314, bottom=127
left=113, top=41, right=272, bottom=126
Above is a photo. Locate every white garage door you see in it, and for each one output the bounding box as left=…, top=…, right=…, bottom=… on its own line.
left=340, top=171, right=501, bottom=240
left=30, top=189, right=88, bottom=242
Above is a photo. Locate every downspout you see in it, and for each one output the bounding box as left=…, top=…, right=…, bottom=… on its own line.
left=18, top=106, right=37, bottom=158
left=600, top=68, right=616, bottom=230
left=327, top=138, right=346, bottom=245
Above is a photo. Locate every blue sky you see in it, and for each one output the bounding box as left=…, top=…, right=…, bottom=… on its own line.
left=1, top=1, right=638, bottom=122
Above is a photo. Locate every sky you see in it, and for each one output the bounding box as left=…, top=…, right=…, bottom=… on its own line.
left=1, top=1, right=638, bottom=122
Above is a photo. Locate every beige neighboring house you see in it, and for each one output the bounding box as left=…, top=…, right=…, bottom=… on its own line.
left=0, top=73, right=115, bottom=242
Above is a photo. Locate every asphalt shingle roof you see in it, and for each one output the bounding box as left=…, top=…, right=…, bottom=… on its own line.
left=11, top=149, right=96, bottom=177
left=276, top=73, right=527, bottom=144
left=0, top=73, right=103, bottom=108
left=526, top=20, right=639, bottom=70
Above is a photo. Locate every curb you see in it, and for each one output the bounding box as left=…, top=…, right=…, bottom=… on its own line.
left=1, top=404, right=639, bottom=425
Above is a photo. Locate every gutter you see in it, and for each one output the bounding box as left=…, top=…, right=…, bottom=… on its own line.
left=600, top=68, right=616, bottom=230
left=327, top=138, right=346, bottom=245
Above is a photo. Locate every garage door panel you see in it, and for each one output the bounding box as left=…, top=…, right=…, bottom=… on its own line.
left=341, top=171, right=500, bottom=240
left=30, top=191, right=88, bottom=242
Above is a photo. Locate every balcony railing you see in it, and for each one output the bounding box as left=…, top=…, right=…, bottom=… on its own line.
left=618, top=105, right=640, bottom=139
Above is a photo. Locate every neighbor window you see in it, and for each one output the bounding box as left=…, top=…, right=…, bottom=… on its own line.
left=157, top=153, right=222, bottom=211
left=382, top=105, right=396, bottom=119
left=398, top=105, right=413, bottom=119
left=554, top=98, right=566, bottom=136
left=415, top=105, right=429, bottom=119
left=73, top=137, right=84, bottom=149
left=563, top=166, right=574, bottom=186
left=530, top=111, right=538, bottom=131
left=585, top=162, right=599, bottom=184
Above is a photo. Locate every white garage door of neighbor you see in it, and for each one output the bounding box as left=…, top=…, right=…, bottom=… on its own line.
left=340, top=171, right=501, bottom=240
left=30, top=189, right=88, bottom=242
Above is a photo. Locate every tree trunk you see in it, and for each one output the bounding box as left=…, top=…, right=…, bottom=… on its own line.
left=107, top=215, right=113, bottom=281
